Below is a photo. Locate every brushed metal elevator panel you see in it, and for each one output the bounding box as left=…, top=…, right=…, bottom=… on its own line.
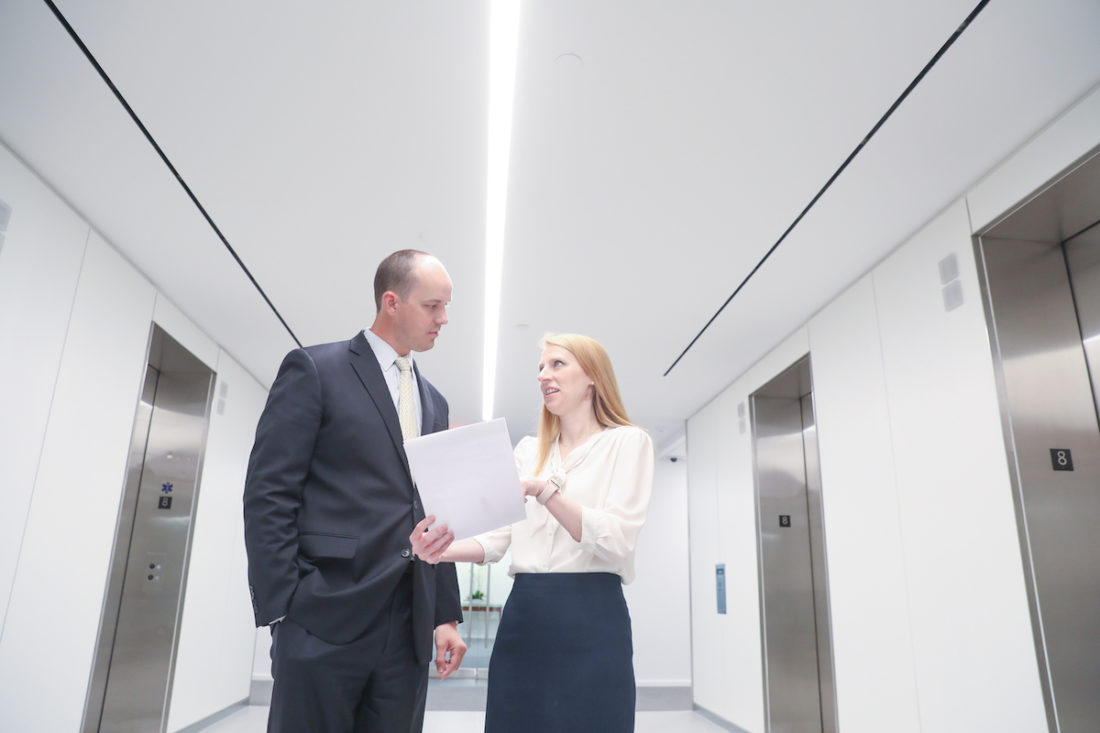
left=751, top=356, right=836, bottom=733
left=83, top=326, right=214, bottom=733
left=800, top=392, right=836, bottom=733
left=1065, top=226, right=1100, bottom=419
left=977, top=147, right=1100, bottom=733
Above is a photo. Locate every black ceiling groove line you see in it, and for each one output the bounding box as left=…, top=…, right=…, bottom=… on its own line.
left=663, top=0, right=992, bottom=377
left=41, top=0, right=303, bottom=348
left=1063, top=216, right=1100, bottom=245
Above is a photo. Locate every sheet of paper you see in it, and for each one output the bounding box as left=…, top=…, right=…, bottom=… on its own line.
left=403, top=417, right=526, bottom=541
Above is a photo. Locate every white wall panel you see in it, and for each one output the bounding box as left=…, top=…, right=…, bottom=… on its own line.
left=967, top=81, right=1100, bottom=233
left=685, top=389, right=734, bottom=717
left=0, top=231, right=155, bottom=731
left=709, top=389, right=760, bottom=731
left=623, top=458, right=692, bottom=686
left=168, top=349, right=267, bottom=731
left=872, top=201, right=1046, bottom=732
left=252, top=628, right=273, bottom=682
left=0, top=143, right=89, bottom=632
left=807, top=275, right=920, bottom=733
left=687, top=328, right=809, bottom=732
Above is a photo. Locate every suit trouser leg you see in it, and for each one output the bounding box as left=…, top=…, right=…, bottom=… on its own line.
left=267, top=573, right=426, bottom=733
left=353, top=573, right=426, bottom=733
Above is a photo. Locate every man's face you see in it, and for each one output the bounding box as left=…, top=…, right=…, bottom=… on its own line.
left=392, top=258, right=452, bottom=353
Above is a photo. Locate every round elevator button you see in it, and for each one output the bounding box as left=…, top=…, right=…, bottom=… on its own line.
left=401, top=549, right=411, bottom=558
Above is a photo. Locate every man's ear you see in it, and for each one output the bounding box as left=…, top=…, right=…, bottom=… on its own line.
left=382, top=291, right=399, bottom=313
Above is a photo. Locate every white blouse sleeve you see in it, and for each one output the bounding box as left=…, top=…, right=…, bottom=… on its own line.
left=473, top=525, right=511, bottom=563
left=578, top=428, right=654, bottom=564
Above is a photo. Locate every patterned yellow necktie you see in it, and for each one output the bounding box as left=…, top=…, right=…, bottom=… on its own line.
left=394, top=356, right=418, bottom=441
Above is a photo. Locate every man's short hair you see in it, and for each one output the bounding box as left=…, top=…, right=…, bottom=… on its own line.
left=374, top=249, right=430, bottom=311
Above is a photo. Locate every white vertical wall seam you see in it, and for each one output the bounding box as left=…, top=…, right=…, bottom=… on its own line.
left=867, top=268, right=925, bottom=733
left=0, top=221, right=92, bottom=646
left=682, top=426, right=697, bottom=701
left=223, top=346, right=263, bottom=689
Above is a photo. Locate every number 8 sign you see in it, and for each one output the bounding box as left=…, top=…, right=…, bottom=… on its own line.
left=1050, top=448, right=1074, bottom=471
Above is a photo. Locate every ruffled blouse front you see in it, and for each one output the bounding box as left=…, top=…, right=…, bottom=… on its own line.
left=474, top=425, right=654, bottom=584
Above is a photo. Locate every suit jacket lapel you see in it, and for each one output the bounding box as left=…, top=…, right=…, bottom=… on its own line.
left=347, top=333, right=412, bottom=477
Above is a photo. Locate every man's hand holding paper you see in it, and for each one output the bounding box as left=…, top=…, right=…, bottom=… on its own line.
left=409, top=515, right=454, bottom=563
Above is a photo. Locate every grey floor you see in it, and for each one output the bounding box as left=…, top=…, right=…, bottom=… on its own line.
left=199, top=679, right=734, bottom=732
left=216, top=625, right=737, bottom=732
left=198, top=705, right=733, bottom=733
left=459, top=637, right=494, bottom=669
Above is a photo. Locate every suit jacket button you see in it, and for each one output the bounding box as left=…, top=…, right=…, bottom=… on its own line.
left=401, top=548, right=412, bottom=558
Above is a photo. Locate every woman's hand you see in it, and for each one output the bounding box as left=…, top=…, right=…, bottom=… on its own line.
left=521, top=479, right=546, bottom=501
left=521, top=477, right=579, bottom=540
left=409, top=515, right=455, bottom=564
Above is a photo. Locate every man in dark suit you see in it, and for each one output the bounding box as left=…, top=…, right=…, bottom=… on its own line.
left=244, top=249, right=466, bottom=732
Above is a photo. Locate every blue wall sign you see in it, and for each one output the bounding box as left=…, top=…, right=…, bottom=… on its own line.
left=716, top=564, right=727, bottom=615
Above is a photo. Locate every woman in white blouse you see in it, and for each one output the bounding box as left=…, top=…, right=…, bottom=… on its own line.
left=412, top=333, right=654, bottom=732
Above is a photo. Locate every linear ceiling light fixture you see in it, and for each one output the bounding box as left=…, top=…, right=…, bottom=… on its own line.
left=662, top=0, right=991, bottom=376
left=41, top=0, right=301, bottom=348
left=482, top=0, right=521, bottom=420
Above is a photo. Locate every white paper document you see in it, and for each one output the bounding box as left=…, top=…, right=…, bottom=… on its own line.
left=403, top=417, right=526, bottom=541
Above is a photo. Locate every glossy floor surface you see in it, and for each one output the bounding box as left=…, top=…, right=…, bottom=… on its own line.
left=199, top=677, right=732, bottom=732
left=199, top=704, right=733, bottom=733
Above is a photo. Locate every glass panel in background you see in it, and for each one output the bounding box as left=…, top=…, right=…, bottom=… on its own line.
left=454, top=548, right=513, bottom=670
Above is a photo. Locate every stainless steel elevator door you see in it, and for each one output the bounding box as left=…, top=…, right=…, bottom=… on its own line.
left=1065, top=223, right=1100, bottom=418
left=752, top=356, right=837, bottom=733
left=977, top=147, right=1100, bottom=733
left=84, top=326, right=214, bottom=733
left=800, top=393, right=836, bottom=733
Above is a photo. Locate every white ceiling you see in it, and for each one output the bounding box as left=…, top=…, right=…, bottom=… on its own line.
left=2, top=0, right=1099, bottom=452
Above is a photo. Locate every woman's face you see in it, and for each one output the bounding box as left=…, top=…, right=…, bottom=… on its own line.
left=537, top=345, right=594, bottom=418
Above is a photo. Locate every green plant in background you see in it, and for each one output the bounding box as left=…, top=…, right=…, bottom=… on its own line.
left=467, top=563, right=488, bottom=602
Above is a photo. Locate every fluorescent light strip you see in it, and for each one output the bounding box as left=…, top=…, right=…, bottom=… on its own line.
left=482, top=0, right=521, bottom=421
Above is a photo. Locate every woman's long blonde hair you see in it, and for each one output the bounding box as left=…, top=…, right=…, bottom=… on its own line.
left=535, top=333, right=635, bottom=474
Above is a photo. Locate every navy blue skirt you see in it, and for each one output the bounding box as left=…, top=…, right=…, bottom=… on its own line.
left=485, top=572, right=634, bottom=733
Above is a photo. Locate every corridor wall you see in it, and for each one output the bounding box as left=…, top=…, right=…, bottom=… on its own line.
left=0, top=142, right=266, bottom=732
left=686, top=83, right=1100, bottom=732
left=624, top=456, right=693, bottom=686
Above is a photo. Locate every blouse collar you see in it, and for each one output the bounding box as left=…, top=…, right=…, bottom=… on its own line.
left=551, top=426, right=613, bottom=474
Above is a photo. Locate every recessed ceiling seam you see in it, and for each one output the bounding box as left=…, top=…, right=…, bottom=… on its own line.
left=1064, top=217, right=1100, bottom=245
left=41, top=0, right=303, bottom=348
left=662, top=0, right=991, bottom=377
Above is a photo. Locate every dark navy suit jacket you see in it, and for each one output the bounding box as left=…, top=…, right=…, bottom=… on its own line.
left=243, top=331, right=462, bottom=663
